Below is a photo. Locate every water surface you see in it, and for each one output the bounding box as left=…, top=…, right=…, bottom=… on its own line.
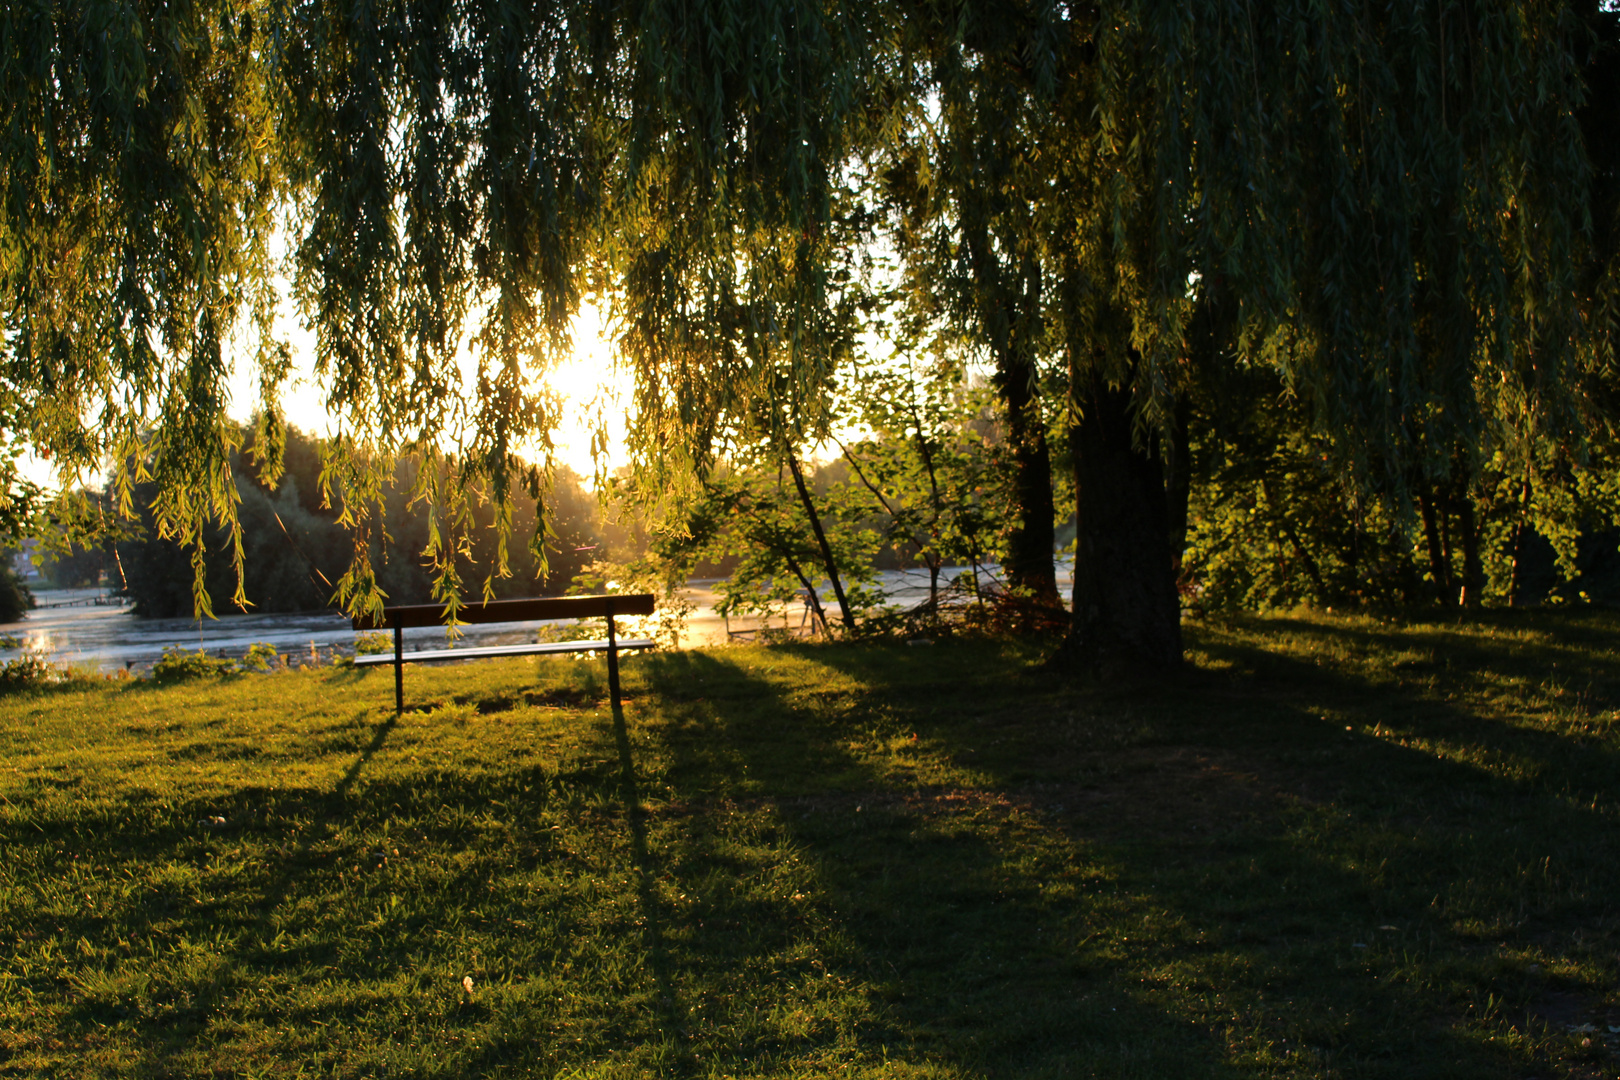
left=6, top=561, right=1072, bottom=672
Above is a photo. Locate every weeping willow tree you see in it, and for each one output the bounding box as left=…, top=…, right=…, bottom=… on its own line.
left=882, top=0, right=1602, bottom=669
left=0, top=0, right=874, bottom=620
left=879, top=6, right=1062, bottom=608
left=0, top=0, right=1606, bottom=658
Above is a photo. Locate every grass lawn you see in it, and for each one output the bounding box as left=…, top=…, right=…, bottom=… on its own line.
left=0, top=611, right=1618, bottom=1077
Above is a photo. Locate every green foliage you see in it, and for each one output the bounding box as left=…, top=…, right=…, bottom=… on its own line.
left=1182, top=360, right=1620, bottom=613
left=147, top=642, right=280, bottom=681
left=353, top=632, right=393, bottom=656
left=148, top=646, right=237, bottom=685
left=239, top=642, right=281, bottom=672
left=0, top=650, right=68, bottom=694
left=106, top=423, right=606, bottom=617
left=656, top=458, right=883, bottom=636
left=0, top=0, right=1612, bottom=645
left=0, top=564, right=32, bottom=624
left=836, top=354, right=1008, bottom=609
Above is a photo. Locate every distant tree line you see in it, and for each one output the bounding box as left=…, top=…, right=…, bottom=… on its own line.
left=43, top=425, right=609, bottom=618
left=30, top=360, right=1620, bottom=629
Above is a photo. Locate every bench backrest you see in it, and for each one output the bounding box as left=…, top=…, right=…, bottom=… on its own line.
left=352, top=593, right=656, bottom=630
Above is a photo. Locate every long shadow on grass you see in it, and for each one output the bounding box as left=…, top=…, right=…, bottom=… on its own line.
left=629, top=646, right=1240, bottom=1077
left=52, top=706, right=407, bottom=1056
left=639, top=636, right=1620, bottom=1079
left=610, top=689, right=692, bottom=1065
left=1190, top=615, right=1620, bottom=816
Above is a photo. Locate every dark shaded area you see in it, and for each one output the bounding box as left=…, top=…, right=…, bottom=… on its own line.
left=620, top=616, right=1620, bottom=1077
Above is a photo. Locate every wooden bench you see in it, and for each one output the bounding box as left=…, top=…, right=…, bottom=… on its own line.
left=352, top=594, right=656, bottom=713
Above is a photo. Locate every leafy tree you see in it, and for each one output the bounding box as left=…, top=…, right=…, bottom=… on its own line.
left=0, top=562, right=32, bottom=623
left=41, top=541, right=106, bottom=590
left=879, top=2, right=1602, bottom=668
left=1, top=0, right=875, bottom=622
left=878, top=20, right=1060, bottom=606
left=653, top=456, right=882, bottom=637
left=1, top=0, right=1610, bottom=671
left=836, top=353, right=1005, bottom=610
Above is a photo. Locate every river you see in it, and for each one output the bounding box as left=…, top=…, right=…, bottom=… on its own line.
left=3, top=561, right=1074, bottom=673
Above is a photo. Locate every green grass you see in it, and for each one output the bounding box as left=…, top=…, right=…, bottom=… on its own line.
left=1, top=610, right=1619, bottom=1077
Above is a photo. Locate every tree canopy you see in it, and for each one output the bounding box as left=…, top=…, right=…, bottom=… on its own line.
left=2, top=0, right=1612, bottom=662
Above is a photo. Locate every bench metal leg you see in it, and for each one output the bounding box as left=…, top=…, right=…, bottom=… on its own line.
left=394, top=624, right=404, bottom=714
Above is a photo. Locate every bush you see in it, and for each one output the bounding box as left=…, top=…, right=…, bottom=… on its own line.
left=239, top=642, right=281, bottom=672
left=149, top=647, right=236, bottom=684
left=0, top=651, right=67, bottom=694
left=354, top=631, right=393, bottom=655
left=0, top=567, right=35, bottom=624
left=150, top=643, right=287, bottom=682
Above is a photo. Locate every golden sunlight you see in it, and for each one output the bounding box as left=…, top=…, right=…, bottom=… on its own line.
left=225, top=299, right=630, bottom=484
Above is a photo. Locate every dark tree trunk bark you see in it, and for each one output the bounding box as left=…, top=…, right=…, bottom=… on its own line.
left=1456, top=489, right=1482, bottom=608
left=1416, top=486, right=1453, bottom=605
left=1509, top=472, right=1532, bottom=606
left=780, top=551, right=830, bottom=638
left=996, top=354, right=1058, bottom=606
left=1050, top=361, right=1182, bottom=672
left=965, top=226, right=1057, bottom=608
left=1346, top=498, right=1364, bottom=592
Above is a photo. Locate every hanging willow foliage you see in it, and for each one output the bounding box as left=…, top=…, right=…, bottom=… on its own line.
left=0, top=0, right=875, bottom=618
left=900, top=0, right=1595, bottom=461
left=882, top=0, right=1601, bottom=665
left=1090, top=0, right=1593, bottom=473
left=0, top=0, right=1605, bottom=622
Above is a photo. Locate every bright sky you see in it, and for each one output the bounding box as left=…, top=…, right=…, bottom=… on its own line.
left=223, top=297, right=631, bottom=484
left=14, top=298, right=631, bottom=499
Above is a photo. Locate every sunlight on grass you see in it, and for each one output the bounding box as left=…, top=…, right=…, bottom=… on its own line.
left=0, top=612, right=1617, bottom=1076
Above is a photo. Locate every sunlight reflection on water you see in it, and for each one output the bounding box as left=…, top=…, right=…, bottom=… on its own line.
left=3, top=559, right=1073, bottom=672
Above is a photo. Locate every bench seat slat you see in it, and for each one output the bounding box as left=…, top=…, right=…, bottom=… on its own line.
left=353, top=638, right=657, bottom=667
left=354, top=593, right=655, bottom=630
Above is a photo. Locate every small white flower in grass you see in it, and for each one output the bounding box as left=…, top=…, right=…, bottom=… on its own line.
left=462, top=975, right=474, bottom=998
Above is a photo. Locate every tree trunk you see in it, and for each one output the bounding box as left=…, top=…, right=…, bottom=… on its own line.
left=1050, top=361, right=1182, bottom=672
left=785, top=451, right=855, bottom=632
left=966, top=228, right=1058, bottom=607
left=781, top=551, right=830, bottom=638
left=1456, top=489, right=1482, bottom=608
left=1509, top=472, right=1532, bottom=606
left=1416, top=486, right=1452, bottom=605
left=997, top=361, right=1058, bottom=605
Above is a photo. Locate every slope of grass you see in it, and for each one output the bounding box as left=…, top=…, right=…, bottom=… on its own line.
left=0, top=609, right=1617, bottom=1077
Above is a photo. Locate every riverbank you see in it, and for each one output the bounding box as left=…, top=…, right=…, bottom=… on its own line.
left=0, top=563, right=1075, bottom=673
left=0, top=609, right=1616, bottom=1076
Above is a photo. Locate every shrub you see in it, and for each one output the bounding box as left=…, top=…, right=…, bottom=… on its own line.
left=0, top=651, right=67, bottom=694
left=240, top=642, right=281, bottom=672
left=149, top=647, right=236, bottom=684
left=354, top=631, right=393, bottom=655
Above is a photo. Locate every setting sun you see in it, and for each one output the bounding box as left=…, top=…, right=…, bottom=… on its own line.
left=226, top=298, right=630, bottom=484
